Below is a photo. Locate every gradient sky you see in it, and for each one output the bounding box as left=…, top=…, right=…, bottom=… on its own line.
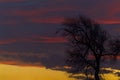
left=0, top=64, right=75, bottom=80
left=0, top=0, right=120, bottom=79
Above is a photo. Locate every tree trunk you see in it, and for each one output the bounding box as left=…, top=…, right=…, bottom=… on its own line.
left=94, top=58, right=100, bottom=80
left=95, top=68, right=100, bottom=80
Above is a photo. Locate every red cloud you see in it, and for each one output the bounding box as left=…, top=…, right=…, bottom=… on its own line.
left=94, top=1, right=120, bottom=25
left=4, top=6, right=76, bottom=24
left=1, top=1, right=120, bottom=25
left=12, top=6, right=76, bottom=17
left=97, top=19, right=120, bottom=24
left=0, top=36, right=67, bottom=45
left=31, top=36, right=67, bottom=43
left=29, top=17, right=64, bottom=24
left=105, top=1, right=120, bottom=17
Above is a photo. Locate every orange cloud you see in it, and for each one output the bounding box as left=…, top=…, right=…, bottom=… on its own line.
left=0, top=60, right=44, bottom=67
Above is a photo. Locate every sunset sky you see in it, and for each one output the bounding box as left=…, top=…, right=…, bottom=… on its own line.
left=0, top=0, right=120, bottom=80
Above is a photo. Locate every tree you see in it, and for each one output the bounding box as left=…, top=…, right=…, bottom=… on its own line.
left=59, top=16, right=120, bottom=80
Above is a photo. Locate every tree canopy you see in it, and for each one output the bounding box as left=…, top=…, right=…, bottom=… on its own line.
left=59, top=16, right=120, bottom=80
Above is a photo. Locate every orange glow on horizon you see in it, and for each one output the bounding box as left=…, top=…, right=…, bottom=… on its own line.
left=0, top=64, right=75, bottom=80
left=0, top=64, right=119, bottom=80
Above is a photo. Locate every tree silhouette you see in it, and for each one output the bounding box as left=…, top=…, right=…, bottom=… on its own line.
left=58, top=16, right=120, bottom=80
left=109, top=37, right=120, bottom=56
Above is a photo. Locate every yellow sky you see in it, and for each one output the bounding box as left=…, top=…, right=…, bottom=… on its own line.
left=0, top=64, right=75, bottom=80
left=103, top=74, right=119, bottom=80
left=0, top=64, right=119, bottom=80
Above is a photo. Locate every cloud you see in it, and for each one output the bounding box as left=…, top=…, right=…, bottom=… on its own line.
left=91, top=0, right=120, bottom=25
left=0, top=36, right=67, bottom=45
left=0, top=0, right=120, bottom=71
left=31, top=36, right=67, bottom=43
left=0, top=6, right=76, bottom=25
left=0, top=45, right=66, bottom=68
left=11, top=6, right=76, bottom=17
left=0, top=50, right=47, bottom=67
left=1, top=0, right=120, bottom=25
left=0, top=20, right=18, bottom=25
left=97, top=19, right=120, bottom=24
left=29, top=17, right=64, bottom=24
left=0, top=0, right=26, bottom=2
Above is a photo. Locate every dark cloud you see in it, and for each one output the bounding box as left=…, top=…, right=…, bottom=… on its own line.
left=0, top=0, right=26, bottom=2
left=0, top=36, right=66, bottom=45
left=0, top=0, right=120, bottom=69
left=0, top=42, right=67, bottom=68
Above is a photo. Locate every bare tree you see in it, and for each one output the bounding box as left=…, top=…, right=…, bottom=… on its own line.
left=58, top=16, right=120, bottom=80
left=109, top=36, right=120, bottom=56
